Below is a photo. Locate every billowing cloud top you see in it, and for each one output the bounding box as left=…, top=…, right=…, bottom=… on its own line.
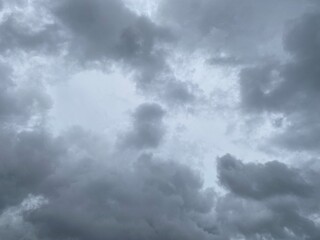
left=1, top=0, right=320, bottom=239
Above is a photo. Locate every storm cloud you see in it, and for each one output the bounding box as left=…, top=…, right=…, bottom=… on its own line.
left=216, top=154, right=320, bottom=240
left=120, top=103, right=166, bottom=149
left=1, top=0, right=320, bottom=240
left=240, top=9, right=320, bottom=151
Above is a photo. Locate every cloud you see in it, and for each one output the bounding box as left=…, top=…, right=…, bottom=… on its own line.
left=120, top=103, right=166, bottom=150
left=52, top=0, right=202, bottom=106
left=51, top=0, right=170, bottom=61
left=0, top=78, right=213, bottom=239
left=0, top=195, right=47, bottom=240
left=0, top=16, right=60, bottom=54
left=21, top=152, right=215, bottom=240
left=159, top=0, right=305, bottom=63
left=0, top=0, right=62, bottom=55
left=216, top=154, right=320, bottom=240
left=239, top=10, right=320, bottom=151
left=0, top=62, right=51, bottom=125
left=2, top=1, right=320, bottom=239
left=0, top=0, right=205, bottom=108
left=217, top=154, right=313, bottom=200
left=0, top=128, right=64, bottom=211
left=0, top=101, right=215, bottom=240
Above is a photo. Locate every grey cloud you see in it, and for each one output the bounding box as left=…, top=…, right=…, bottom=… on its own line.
left=0, top=62, right=56, bottom=213
left=0, top=17, right=60, bottom=54
left=4, top=1, right=320, bottom=239
left=240, top=11, right=320, bottom=151
left=53, top=0, right=152, bottom=60
left=239, top=63, right=283, bottom=113
left=217, top=154, right=313, bottom=200
left=216, top=194, right=320, bottom=240
left=51, top=0, right=171, bottom=67
left=162, top=80, right=196, bottom=106
left=24, top=153, right=214, bottom=240
left=216, top=154, right=320, bottom=240
left=208, top=56, right=248, bottom=66
left=0, top=0, right=63, bottom=55
left=120, top=103, right=166, bottom=150
left=0, top=128, right=64, bottom=212
left=0, top=120, right=215, bottom=240
left=0, top=125, right=216, bottom=239
left=0, top=63, right=51, bottom=125
left=1, top=0, right=201, bottom=107
left=0, top=67, right=214, bottom=239
left=160, top=0, right=305, bottom=63
left=49, top=0, right=199, bottom=106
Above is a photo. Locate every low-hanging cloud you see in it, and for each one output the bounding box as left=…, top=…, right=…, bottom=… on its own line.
left=2, top=0, right=320, bottom=240
left=240, top=9, right=320, bottom=151
left=120, top=102, right=166, bottom=150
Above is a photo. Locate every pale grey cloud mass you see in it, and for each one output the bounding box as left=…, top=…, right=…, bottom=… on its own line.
left=1, top=0, right=320, bottom=239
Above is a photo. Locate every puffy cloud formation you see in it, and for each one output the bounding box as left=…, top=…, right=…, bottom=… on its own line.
left=160, top=0, right=305, bottom=63
left=120, top=103, right=166, bottom=149
left=217, top=154, right=320, bottom=240
left=27, top=154, right=215, bottom=240
left=218, top=154, right=312, bottom=199
left=0, top=77, right=215, bottom=239
left=239, top=10, right=320, bottom=151
left=53, top=0, right=170, bottom=60
left=0, top=62, right=51, bottom=124
left=1, top=0, right=320, bottom=239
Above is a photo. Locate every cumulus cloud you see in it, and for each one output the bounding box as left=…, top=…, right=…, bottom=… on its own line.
left=48, top=0, right=200, bottom=106
left=0, top=90, right=215, bottom=240
left=239, top=9, right=320, bottom=151
left=218, top=154, right=313, bottom=199
left=0, top=0, right=200, bottom=107
left=0, top=129, right=63, bottom=211
left=0, top=65, right=214, bottom=239
left=51, top=0, right=171, bottom=61
left=120, top=103, right=166, bottom=150
left=0, top=65, right=51, bottom=125
left=216, top=154, right=320, bottom=240
left=0, top=0, right=62, bottom=55
left=159, top=0, right=305, bottom=62
left=26, top=154, right=215, bottom=240
left=2, top=0, right=320, bottom=239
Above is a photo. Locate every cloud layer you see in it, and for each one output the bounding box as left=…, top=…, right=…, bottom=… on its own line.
left=1, top=0, right=320, bottom=239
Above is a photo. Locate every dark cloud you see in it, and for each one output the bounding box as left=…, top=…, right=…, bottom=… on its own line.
left=162, top=80, right=197, bottom=106
left=52, top=0, right=170, bottom=61
left=239, top=11, right=320, bottom=151
left=0, top=110, right=215, bottom=240
left=120, top=103, right=166, bottom=150
left=160, top=0, right=305, bottom=63
left=0, top=0, right=202, bottom=107
left=0, top=129, right=63, bottom=212
left=217, top=154, right=313, bottom=200
left=0, top=17, right=60, bottom=54
left=0, top=0, right=63, bottom=55
left=0, top=62, right=51, bottom=125
left=0, top=122, right=216, bottom=239
left=24, top=153, right=214, bottom=240
left=47, top=0, right=200, bottom=106
left=6, top=143, right=320, bottom=240
left=0, top=65, right=213, bottom=239
left=216, top=154, right=320, bottom=240
left=0, top=63, right=60, bottom=211
left=216, top=193, right=320, bottom=240
left=3, top=1, right=320, bottom=240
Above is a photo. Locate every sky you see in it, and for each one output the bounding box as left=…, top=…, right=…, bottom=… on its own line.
left=1, top=0, right=320, bottom=239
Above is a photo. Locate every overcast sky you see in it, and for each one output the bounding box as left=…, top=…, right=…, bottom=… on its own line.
left=1, top=0, right=320, bottom=239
